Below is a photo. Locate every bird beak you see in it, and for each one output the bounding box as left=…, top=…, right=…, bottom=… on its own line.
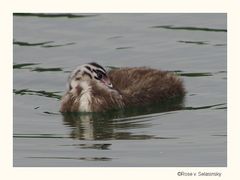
left=101, top=77, right=113, bottom=88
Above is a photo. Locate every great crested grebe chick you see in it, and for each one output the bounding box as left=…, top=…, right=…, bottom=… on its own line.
left=60, top=62, right=185, bottom=112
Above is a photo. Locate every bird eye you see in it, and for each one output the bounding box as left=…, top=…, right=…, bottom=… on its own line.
left=75, top=77, right=81, bottom=80
left=97, top=72, right=103, bottom=79
left=93, top=70, right=106, bottom=80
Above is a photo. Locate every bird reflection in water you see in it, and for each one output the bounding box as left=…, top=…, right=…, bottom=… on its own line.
left=62, top=100, right=184, bottom=141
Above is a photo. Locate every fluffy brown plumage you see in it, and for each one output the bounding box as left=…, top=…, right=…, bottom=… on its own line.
left=109, top=67, right=185, bottom=106
left=60, top=63, right=185, bottom=113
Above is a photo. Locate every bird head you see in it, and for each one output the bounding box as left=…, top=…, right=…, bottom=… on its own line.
left=67, top=62, right=113, bottom=91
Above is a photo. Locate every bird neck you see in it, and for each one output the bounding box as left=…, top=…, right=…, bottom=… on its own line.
left=78, top=82, right=92, bottom=112
left=79, top=81, right=91, bottom=92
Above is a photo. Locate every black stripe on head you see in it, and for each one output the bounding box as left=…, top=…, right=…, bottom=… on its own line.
left=82, top=71, right=92, bottom=79
left=89, top=62, right=106, bottom=73
left=73, top=69, right=81, bottom=78
left=85, top=66, right=92, bottom=72
left=93, top=69, right=106, bottom=77
left=94, top=76, right=100, bottom=80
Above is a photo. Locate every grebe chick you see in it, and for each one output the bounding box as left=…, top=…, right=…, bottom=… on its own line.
left=60, top=62, right=185, bottom=112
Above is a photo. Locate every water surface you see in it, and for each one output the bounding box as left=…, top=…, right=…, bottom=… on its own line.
left=13, top=13, right=227, bottom=167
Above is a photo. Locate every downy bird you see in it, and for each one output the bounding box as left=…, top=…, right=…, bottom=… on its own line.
left=60, top=62, right=185, bottom=112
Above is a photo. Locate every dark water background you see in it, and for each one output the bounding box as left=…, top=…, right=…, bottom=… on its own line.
left=13, top=13, right=227, bottom=167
